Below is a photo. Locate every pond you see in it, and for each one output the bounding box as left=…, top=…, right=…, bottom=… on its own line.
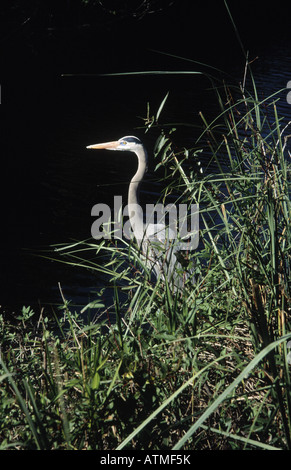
left=1, top=4, right=291, bottom=313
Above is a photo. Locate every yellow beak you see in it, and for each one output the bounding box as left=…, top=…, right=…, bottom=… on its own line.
left=86, top=140, right=119, bottom=150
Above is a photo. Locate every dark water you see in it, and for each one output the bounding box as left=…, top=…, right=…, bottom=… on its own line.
left=1, top=1, right=291, bottom=312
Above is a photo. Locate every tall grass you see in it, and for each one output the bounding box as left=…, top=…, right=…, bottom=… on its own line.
left=1, top=61, right=291, bottom=449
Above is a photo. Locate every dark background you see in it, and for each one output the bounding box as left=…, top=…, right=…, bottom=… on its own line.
left=0, top=0, right=290, bottom=310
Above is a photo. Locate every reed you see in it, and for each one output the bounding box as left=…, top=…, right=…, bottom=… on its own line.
left=1, top=60, right=290, bottom=449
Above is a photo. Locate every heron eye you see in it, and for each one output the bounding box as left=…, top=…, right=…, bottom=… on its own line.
left=121, top=140, right=127, bottom=146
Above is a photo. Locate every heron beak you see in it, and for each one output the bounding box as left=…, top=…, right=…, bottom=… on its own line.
left=86, top=140, right=119, bottom=150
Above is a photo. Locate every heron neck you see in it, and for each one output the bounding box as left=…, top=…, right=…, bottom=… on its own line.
left=127, top=146, right=148, bottom=240
left=128, top=147, right=148, bottom=207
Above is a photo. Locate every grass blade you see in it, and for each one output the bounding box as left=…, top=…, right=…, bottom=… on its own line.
left=173, top=333, right=291, bottom=450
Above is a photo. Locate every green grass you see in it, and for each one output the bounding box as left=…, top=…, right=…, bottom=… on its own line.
left=1, top=55, right=291, bottom=449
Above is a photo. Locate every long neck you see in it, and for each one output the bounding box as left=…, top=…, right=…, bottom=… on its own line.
left=128, top=145, right=148, bottom=206
left=128, top=145, right=148, bottom=241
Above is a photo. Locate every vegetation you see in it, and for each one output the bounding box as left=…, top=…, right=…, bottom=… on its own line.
left=1, top=55, right=291, bottom=449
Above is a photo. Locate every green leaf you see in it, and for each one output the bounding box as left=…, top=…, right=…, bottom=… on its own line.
left=173, top=333, right=291, bottom=450
left=156, top=92, right=169, bottom=121
left=91, top=371, right=100, bottom=391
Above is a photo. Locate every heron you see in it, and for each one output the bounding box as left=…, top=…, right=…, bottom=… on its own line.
left=86, top=135, right=191, bottom=286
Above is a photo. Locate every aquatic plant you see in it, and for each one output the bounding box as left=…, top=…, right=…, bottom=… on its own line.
left=1, top=58, right=290, bottom=449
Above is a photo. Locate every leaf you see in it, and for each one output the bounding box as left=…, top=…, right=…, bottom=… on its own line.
left=91, top=371, right=100, bottom=391
left=172, top=332, right=291, bottom=450
left=156, top=92, right=169, bottom=121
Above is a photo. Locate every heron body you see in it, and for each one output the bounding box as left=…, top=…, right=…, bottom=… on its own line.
left=87, top=136, right=187, bottom=285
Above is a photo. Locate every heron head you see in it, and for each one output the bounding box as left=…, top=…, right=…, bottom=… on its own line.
left=86, top=136, right=143, bottom=151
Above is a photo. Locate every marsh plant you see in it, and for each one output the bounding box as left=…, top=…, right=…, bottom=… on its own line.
left=1, top=60, right=291, bottom=450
